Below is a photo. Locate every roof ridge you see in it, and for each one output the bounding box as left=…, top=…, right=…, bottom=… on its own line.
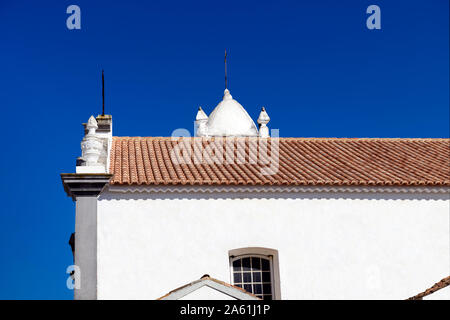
left=156, top=275, right=260, bottom=300
left=112, top=136, right=450, bottom=141
left=407, top=275, right=450, bottom=300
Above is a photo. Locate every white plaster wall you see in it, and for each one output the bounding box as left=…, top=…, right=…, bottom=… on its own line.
left=96, top=191, right=449, bottom=300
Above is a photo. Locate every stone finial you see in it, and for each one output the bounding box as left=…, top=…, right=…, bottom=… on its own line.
left=86, top=115, right=98, bottom=135
left=81, top=115, right=103, bottom=166
left=257, top=107, right=270, bottom=138
left=196, top=106, right=208, bottom=121
left=195, top=106, right=209, bottom=137
left=223, top=88, right=233, bottom=101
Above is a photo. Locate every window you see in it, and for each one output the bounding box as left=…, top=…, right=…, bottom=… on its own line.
left=231, top=255, right=273, bottom=300
left=229, top=248, right=281, bottom=300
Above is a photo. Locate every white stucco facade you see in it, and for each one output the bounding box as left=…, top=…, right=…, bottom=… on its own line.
left=93, top=186, right=450, bottom=300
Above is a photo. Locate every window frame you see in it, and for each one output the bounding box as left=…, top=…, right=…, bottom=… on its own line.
left=228, top=247, right=281, bottom=300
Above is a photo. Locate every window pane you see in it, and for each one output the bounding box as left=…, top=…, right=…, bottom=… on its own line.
left=256, top=295, right=263, bottom=299
left=262, top=272, right=271, bottom=282
left=230, top=254, right=274, bottom=299
left=261, top=258, right=270, bottom=271
left=242, top=258, right=251, bottom=271
left=263, top=283, right=272, bottom=295
left=252, top=272, right=261, bottom=282
left=253, top=284, right=262, bottom=294
left=232, top=259, right=241, bottom=271
left=251, top=257, right=261, bottom=270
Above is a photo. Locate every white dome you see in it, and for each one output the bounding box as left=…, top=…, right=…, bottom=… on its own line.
left=206, top=89, right=258, bottom=137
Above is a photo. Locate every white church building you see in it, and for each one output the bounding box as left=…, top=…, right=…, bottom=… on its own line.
left=61, top=87, right=450, bottom=300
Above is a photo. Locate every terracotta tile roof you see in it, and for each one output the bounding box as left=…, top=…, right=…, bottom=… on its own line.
left=109, top=137, right=450, bottom=187
left=407, top=276, right=450, bottom=300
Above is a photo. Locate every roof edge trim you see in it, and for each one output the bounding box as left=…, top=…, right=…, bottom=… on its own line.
left=105, top=185, right=450, bottom=194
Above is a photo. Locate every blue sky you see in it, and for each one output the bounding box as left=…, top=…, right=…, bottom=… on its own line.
left=0, top=0, right=448, bottom=299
